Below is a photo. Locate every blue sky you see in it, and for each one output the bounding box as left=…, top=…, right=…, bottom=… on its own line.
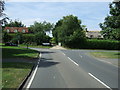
left=5, top=2, right=111, bottom=31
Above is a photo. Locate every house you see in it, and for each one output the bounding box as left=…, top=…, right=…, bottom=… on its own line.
left=86, top=31, right=103, bottom=38
left=4, top=27, right=29, bottom=33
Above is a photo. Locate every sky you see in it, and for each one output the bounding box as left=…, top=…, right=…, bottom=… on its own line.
left=5, top=0, right=113, bottom=31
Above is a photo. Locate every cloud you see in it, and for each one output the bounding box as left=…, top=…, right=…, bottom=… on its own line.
left=5, top=2, right=110, bottom=30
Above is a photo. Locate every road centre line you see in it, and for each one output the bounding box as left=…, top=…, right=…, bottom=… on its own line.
left=68, top=57, right=79, bottom=66
left=79, top=55, right=83, bottom=58
left=88, top=73, right=112, bottom=90
left=26, top=53, right=42, bottom=88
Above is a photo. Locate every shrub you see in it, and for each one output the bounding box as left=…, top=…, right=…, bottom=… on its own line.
left=81, top=39, right=119, bottom=50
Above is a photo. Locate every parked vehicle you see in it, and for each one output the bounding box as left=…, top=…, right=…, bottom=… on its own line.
left=5, top=42, right=18, bottom=46
left=42, top=43, right=51, bottom=46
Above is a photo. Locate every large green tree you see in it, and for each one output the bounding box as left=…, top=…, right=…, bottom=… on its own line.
left=52, top=15, right=86, bottom=48
left=28, top=21, right=53, bottom=45
left=99, top=1, right=120, bottom=40
left=29, top=21, right=53, bottom=33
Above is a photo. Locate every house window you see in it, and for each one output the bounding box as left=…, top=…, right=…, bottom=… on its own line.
left=22, top=29, right=25, bottom=33
left=7, top=29, right=10, bottom=33
left=14, top=29, right=18, bottom=33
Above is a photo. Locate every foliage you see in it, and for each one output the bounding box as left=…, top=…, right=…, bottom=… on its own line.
left=0, top=0, right=9, bottom=25
left=99, top=1, right=120, bottom=40
left=4, top=20, right=25, bottom=27
left=29, top=21, right=53, bottom=33
left=2, top=31, right=12, bottom=43
left=77, top=39, right=119, bottom=50
left=52, top=15, right=86, bottom=47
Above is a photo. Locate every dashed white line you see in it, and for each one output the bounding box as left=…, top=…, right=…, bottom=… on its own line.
left=53, top=76, right=56, bottom=79
left=26, top=53, right=42, bottom=88
left=63, top=53, right=66, bottom=56
left=79, top=55, right=83, bottom=58
left=68, top=57, right=79, bottom=66
left=88, top=73, right=112, bottom=90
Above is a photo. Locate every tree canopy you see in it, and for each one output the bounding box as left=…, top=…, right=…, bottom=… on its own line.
left=4, top=20, right=25, bottom=27
left=0, top=0, right=9, bottom=26
left=52, top=15, right=86, bottom=48
left=29, top=21, right=53, bottom=33
left=99, top=1, right=120, bottom=40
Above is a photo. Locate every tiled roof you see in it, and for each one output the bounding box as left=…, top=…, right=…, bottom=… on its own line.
left=4, top=27, right=29, bottom=33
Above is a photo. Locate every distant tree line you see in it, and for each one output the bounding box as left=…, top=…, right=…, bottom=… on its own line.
left=2, top=20, right=53, bottom=45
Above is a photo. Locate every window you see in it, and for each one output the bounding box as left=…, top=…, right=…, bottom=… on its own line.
left=22, top=29, right=25, bottom=33
left=7, top=29, right=10, bottom=33
left=14, top=29, right=18, bottom=33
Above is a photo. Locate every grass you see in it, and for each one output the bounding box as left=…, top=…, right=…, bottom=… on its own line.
left=90, top=51, right=120, bottom=59
left=2, top=46, right=39, bottom=59
left=2, top=62, right=33, bottom=88
left=19, top=44, right=52, bottom=49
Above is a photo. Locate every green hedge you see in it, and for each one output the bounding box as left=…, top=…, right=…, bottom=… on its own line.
left=65, top=39, right=119, bottom=50
left=80, top=39, right=119, bottom=50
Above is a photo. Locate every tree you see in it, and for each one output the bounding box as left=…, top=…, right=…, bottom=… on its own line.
left=12, top=32, right=23, bottom=44
left=4, top=20, right=25, bottom=27
left=99, top=1, right=120, bottom=40
left=2, top=31, right=11, bottom=43
left=29, top=21, right=53, bottom=33
left=34, top=32, right=46, bottom=45
left=52, top=15, right=86, bottom=48
left=0, top=0, right=9, bottom=26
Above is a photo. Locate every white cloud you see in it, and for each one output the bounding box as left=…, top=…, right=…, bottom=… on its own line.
left=6, top=0, right=113, bottom=2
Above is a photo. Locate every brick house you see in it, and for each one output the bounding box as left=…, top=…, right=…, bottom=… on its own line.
left=4, top=27, right=29, bottom=33
left=86, top=31, right=103, bottom=38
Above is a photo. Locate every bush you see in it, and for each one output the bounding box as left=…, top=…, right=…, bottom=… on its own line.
left=81, top=39, right=119, bottom=50
left=65, top=39, right=119, bottom=50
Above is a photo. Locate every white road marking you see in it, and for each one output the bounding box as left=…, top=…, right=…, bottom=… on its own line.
left=53, top=76, right=56, bottom=79
left=88, top=73, right=112, bottom=90
left=68, top=57, right=79, bottom=66
left=63, top=53, right=66, bottom=56
left=26, top=65, right=38, bottom=88
left=99, top=60, right=112, bottom=64
left=26, top=53, right=42, bottom=88
left=79, top=55, right=82, bottom=58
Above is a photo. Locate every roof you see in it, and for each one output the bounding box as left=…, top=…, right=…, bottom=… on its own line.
left=4, top=27, right=28, bottom=33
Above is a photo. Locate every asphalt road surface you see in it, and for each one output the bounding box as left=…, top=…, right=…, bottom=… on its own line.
left=25, top=48, right=119, bottom=89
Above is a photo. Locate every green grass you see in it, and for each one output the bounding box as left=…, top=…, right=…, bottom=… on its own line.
left=2, top=46, right=39, bottom=59
left=90, top=51, right=120, bottom=59
left=19, top=44, right=52, bottom=49
left=2, top=62, right=33, bottom=88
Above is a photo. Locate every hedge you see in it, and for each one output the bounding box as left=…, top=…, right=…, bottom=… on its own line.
left=66, top=39, right=119, bottom=50
left=83, top=39, right=119, bottom=50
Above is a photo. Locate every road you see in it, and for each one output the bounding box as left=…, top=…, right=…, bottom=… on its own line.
left=25, top=48, right=119, bottom=89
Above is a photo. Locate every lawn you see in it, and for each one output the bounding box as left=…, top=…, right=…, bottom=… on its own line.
left=1, top=45, right=39, bottom=89
left=2, top=62, right=33, bottom=88
left=19, top=44, right=52, bottom=49
left=90, top=51, right=120, bottom=59
left=2, top=46, right=39, bottom=59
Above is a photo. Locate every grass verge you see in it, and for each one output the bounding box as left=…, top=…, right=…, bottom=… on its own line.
left=2, top=46, right=39, bottom=59
left=90, top=51, right=120, bottom=59
left=2, top=62, right=33, bottom=88
left=19, top=44, right=52, bottom=49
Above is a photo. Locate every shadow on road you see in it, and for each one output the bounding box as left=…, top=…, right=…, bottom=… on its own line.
left=38, top=59, right=60, bottom=68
